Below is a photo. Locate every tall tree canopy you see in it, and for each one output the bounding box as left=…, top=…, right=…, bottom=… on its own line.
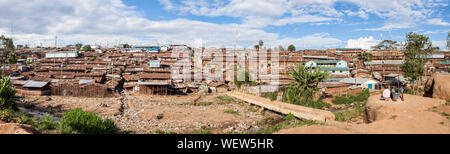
left=75, top=43, right=83, bottom=51
left=82, top=45, right=91, bottom=51
left=358, top=51, right=372, bottom=66
left=288, top=44, right=296, bottom=52
left=372, top=40, right=398, bottom=50
left=401, top=32, right=435, bottom=92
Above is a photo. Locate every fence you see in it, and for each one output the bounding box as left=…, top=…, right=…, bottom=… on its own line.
left=51, top=83, right=107, bottom=98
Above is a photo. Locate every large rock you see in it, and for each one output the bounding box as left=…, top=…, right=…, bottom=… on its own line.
left=0, top=122, right=40, bottom=134
left=425, top=74, right=450, bottom=101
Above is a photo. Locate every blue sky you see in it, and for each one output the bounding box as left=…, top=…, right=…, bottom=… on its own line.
left=0, top=0, right=449, bottom=49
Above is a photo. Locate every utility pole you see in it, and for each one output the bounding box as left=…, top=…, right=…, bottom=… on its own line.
left=55, top=35, right=58, bottom=48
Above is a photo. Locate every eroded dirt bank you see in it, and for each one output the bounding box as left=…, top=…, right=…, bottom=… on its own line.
left=278, top=94, right=450, bottom=134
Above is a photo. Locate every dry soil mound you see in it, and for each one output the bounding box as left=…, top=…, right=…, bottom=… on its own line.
left=425, top=74, right=450, bottom=101
left=0, top=122, right=39, bottom=134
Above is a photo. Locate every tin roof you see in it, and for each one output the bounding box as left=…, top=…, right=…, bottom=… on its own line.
left=138, top=81, right=169, bottom=86
left=23, top=80, right=48, bottom=88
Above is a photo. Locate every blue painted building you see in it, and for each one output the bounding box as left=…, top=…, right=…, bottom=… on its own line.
left=305, top=60, right=350, bottom=76
left=133, top=46, right=160, bottom=53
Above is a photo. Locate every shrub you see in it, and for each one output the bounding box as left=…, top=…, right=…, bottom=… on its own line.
left=332, top=88, right=370, bottom=106
left=0, top=75, right=18, bottom=110
left=0, top=109, right=18, bottom=122
left=284, top=113, right=296, bottom=121
left=233, top=69, right=256, bottom=88
left=38, top=114, right=58, bottom=131
left=269, top=91, right=277, bottom=101
left=58, top=109, right=118, bottom=134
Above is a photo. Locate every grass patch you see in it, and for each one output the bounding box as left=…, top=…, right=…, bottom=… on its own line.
left=181, top=101, right=213, bottom=106
left=224, top=109, right=239, bottom=115
left=198, top=102, right=213, bottom=106
left=247, top=106, right=259, bottom=112
left=256, top=115, right=318, bottom=134
left=334, top=109, right=361, bottom=122
left=261, top=91, right=278, bottom=101
left=332, top=89, right=370, bottom=106
left=0, top=109, right=59, bottom=132
left=216, top=96, right=235, bottom=104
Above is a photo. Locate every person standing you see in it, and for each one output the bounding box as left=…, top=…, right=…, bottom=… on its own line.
left=399, top=85, right=404, bottom=101
left=321, top=87, right=326, bottom=99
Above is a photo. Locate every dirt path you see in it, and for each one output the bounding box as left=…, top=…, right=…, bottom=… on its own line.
left=278, top=94, right=450, bottom=134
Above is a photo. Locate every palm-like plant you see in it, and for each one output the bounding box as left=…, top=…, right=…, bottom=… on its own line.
left=0, top=74, right=18, bottom=110
left=283, top=64, right=329, bottom=104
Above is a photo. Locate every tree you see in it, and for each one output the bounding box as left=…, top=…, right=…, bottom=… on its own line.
left=372, top=40, right=398, bottom=50
left=7, top=52, right=16, bottom=64
left=0, top=75, right=18, bottom=111
left=282, top=64, right=329, bottom=104
left=258, top=40, right=264, bottom=48
left=82, top=45, right=91, bottom=51
left=75, top=43, right=83, bottom=51
left=400, top=32, right=435, bottom=94
left=0, top=35, right=14, bottom=55
left=358, top=51, right=372, bottom=66
left=288, top=44, right=296, bottom=52
left=254, top=45, right=260, bottom=50
left=278, top=45, right=285, bottom=51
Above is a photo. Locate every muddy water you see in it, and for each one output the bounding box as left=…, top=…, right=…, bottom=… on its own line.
left=18, top=107, right=61, bottom=122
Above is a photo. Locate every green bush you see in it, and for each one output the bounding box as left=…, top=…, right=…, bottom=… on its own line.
left=38, top=115, right=58, bottom=131
left=0, top=75, right=18, bottom=111
left=59, top=109, right=118, bottom=134
left=269, top=91, right=277, bottom=101
left=0, top=109, right=18, bottom=122
left=233, top=69, right=256, bottom=88
left=303, top=100, right=331, bottom=109
left=332, top=88, right=370, bottom=106
left=284, top=113, right=296, bottom=121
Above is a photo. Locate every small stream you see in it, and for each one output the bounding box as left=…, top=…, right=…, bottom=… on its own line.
left=18, top=107, right=61, bottom=122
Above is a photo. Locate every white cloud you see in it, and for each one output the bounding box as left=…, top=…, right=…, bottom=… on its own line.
left=346, top=36, right=379, bottom=50
left=427, top=18, right=450, bottom=26
left=162, top=0, right=448, bottom=30
left=271, top=33, right=342, bottom=49
left=1, top=0, right=447, bottom=49
left=158, top=0, right=174, bottom=10
left=432, top=40, right=448, bottom=50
